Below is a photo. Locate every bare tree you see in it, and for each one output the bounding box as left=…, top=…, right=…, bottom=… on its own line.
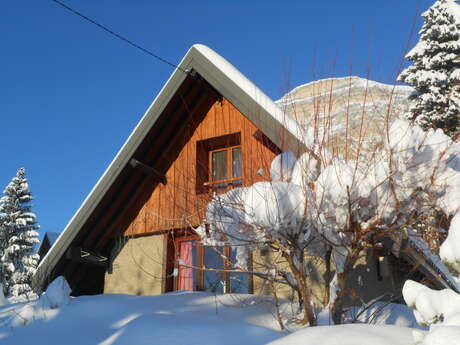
left=198, top=79, right=460, bottom=325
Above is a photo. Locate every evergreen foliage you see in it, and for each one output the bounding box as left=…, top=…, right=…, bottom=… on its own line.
left=0, top=168, right=40, bottom=297
left=398, top=0, right=460, bottom=137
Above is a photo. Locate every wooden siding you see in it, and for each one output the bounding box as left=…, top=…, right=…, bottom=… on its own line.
left=57, top=76, right=288, bottom=293
left=123, top=98, right=278, bottom=236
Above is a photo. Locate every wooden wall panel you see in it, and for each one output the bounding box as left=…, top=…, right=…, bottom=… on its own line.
left=122, top=98, right=278, bottom=237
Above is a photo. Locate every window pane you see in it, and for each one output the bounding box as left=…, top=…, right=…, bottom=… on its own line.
left=203, top=246, right=224, bottom=293
left=230, top=248, right=249, bottom=293
left=232, top=148, right=242, bottom=178
left=178, top=240, right=196, bottom=291
left=212, top=150, right=228, bottom=181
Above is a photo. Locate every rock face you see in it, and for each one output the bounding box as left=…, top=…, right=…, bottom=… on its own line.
left=277, top=76, right=413, bottom=157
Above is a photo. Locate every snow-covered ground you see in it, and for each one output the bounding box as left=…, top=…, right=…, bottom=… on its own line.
left=267, top=324, right=414, bottom=345
left=0, top=289, right=427, bottom=345
left=403, top=280, right=460, bottom=345
left=0, top=292, right=282, bottom=345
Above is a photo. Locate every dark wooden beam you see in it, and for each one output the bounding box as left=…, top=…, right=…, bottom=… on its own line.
left=66, top=247, right=109, bottom=268
left=129, top=158, right=167, bottom=184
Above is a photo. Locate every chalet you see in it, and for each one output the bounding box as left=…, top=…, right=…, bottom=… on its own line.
left=33, top=44, right=459, bottom=304
left=37, top=232, right=60, bottom=264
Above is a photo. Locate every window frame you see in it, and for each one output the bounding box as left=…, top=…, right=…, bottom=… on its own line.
left=195, top=133, right=243, bottom=194
left=204, top=144, right=243, bottom=189
left=171, top=234, right=251, bottom=294
left=173, top=235, right=202, bottom=291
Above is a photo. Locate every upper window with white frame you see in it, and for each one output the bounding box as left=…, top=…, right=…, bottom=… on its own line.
left=196, top=132, right=242, bottom=192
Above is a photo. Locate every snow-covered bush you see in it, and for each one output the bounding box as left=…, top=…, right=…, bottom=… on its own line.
left=0, top=168, right=40, bottom=298
left=344, top=302, right=421, bottom=328
left=398, top=0, right=460, bottom=138
left=440, top=213, right=460, bottom=277
left=403, top=280, right=460, bottom=345
left=200, top=118, right=460, bottom=325
left=39, top=276, right=71, bottom=309
left=1, top=277, right=70, bottom=331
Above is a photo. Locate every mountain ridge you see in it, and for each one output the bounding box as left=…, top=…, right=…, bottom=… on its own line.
left=276, top=76, right=413, bottom=156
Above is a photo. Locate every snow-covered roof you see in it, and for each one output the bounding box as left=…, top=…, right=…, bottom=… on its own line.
left=33, top=44, right=306, bottom=289
left=44, top=232, right=60, bottom=246
left=406, top=234, right=460, bottom=293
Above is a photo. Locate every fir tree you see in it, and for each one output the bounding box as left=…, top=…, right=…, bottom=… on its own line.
left=398, top=0, right=460, bottom=137
left=0, top=168, right=40, bottom=297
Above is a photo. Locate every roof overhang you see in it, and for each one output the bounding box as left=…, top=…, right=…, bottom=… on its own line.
left=404, top=236, right=460, bottom=293
left=388, top=231, right=460, bottom=293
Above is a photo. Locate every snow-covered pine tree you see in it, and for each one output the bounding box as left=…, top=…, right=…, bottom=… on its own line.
left=0, top=168, right=40, bottom=297
left=0, top=206, right=6, bottom=291
left=398, top=0, right=460, bottom=138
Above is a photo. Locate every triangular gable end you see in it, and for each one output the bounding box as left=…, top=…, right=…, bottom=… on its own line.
left=34, top=44, right=307, bottom=292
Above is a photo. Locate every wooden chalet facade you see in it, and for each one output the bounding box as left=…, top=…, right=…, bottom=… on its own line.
left=34, top=44, right=305, bottom=296
left=34, top=45, right=459, bottom=302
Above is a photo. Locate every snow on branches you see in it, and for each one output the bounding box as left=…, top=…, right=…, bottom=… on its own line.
left=0, top=168, right=40, bottom=297
left=398, top=0, right=460, bottom=137
left=204, top=119, right=460, bottom=271
left=200, top=118, right=460, bottom=324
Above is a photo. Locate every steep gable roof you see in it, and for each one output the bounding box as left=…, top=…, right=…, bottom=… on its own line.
left=34, top=44, right=306, bottom=289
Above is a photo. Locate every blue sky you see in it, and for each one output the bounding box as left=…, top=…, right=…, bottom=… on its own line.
left=1, top=0, right=429, bottom=241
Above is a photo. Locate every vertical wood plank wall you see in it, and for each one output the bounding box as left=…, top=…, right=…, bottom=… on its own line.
left=123, top=98, right=278, bottom=237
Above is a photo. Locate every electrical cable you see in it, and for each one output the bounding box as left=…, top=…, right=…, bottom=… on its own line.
left=50, top=0, right=190, bottom=75
left=49, top=1, right=224, bottom=102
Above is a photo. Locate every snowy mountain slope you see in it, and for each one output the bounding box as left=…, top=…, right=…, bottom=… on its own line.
left=277, top=77, right=413, bottom=156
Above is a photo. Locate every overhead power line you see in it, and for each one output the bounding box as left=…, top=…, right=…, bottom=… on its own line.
left=49, top=1, right=225, bottom=101
left=50, top=0, right=190, bottom=75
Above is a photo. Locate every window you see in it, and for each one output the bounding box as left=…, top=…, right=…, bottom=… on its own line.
left=203, top=246, right=225, bottom=293
left=176, top=238, right=197, bottom=291
left=196, top=133, right=243, bottom=193
left=228, top=247, right=250, bottom=293
left=169, top=233, right=250, bottom=294
left=201, top=246, right=249, bottom=294
left=207, top=146, right=243, bottom=189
